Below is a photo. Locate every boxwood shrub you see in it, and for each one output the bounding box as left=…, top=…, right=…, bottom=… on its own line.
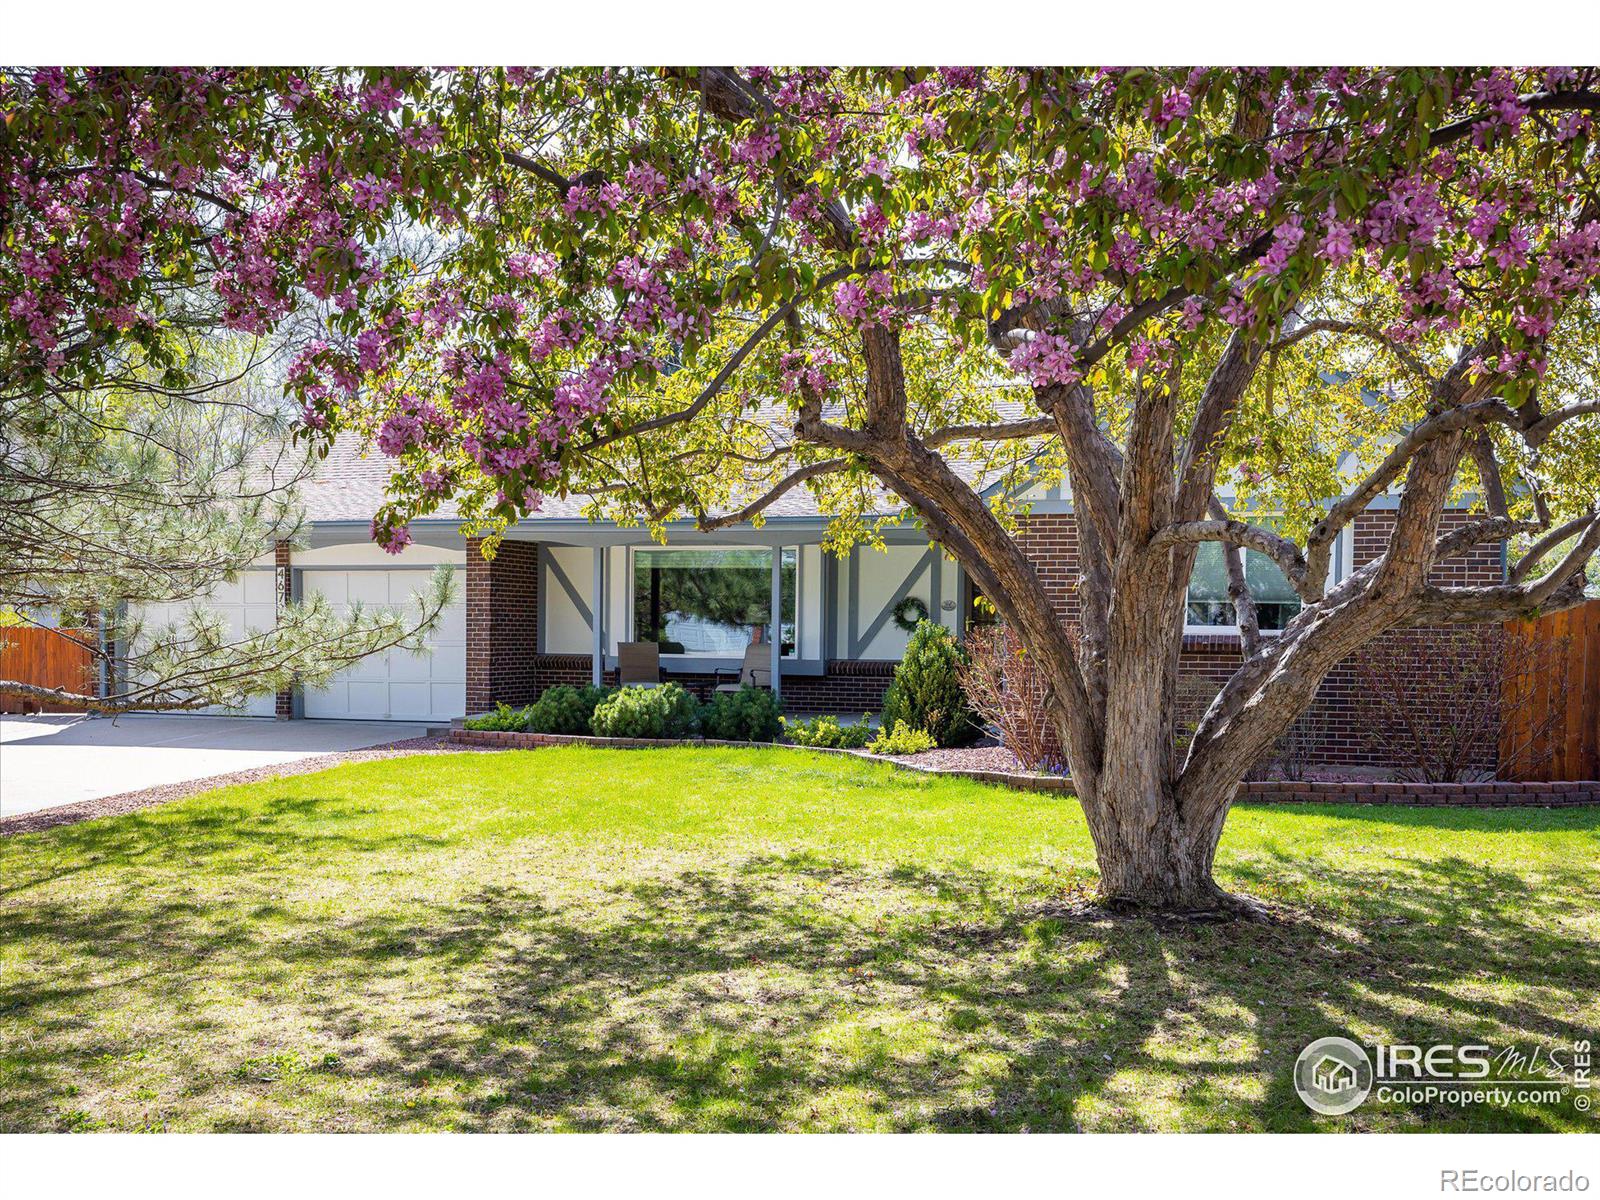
left=589, top=682, right=700, bottom=739
left=527, top=684, right=612, bottom=735
left=699, top=685, right=784, bottom=742
left=866, top=719, right=938, bottom=756
left=463, top=701, right=532, bottom=732
left=880, top=621, right=979, bottom=748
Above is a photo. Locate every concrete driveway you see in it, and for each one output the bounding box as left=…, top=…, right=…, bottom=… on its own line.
left=0, top=714, right=433, bottom=817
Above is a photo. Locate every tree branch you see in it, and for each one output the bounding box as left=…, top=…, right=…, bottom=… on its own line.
left=1305, top=376, right=1500, bottom=592
left=923, top=416, right=1056, bottom=448
left=1509, top=512, right=1597, bottom=583
left=1149, top=518, right=1312, bottom=599
left=1409, top=516, right=1600, bottom=623
left=1268, top=318, right=1434, bottom=383
left=694, top=459, right=850, bottom=531
left=1209, top=498, right=1262, bottom=657
left=1428, top=90, right=1600, bottom=148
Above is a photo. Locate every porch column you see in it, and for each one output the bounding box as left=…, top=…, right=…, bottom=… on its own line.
left=770, top=547, right=782, bottom=701
left=466, top=536, right=539, bottom=712
left=591, top=546, right=605, bottom=687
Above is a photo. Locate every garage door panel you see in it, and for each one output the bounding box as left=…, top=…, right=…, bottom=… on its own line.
left=345, top=680, right=390, bottom=717
left=347, top=573, right=390, bottom=605
left=242, top=572, right=277, bottom=605
left=296, top=567, right=466, bottom=722
left=387, top=682, right=433, bottom=718
left=309, top=573, right=347, bottom=606
left=346, top=649, right=391, bottom=681
left=131, top=574, right=277, bottom=717
left=388, top=650, right=432, bottom=683
left=300, top=681, right=343, bottom=718
left=434, top=605, right=468, bottom=641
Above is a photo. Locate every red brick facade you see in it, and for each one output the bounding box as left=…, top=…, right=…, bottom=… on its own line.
left=466, top=537, right=539, bottom=712
left=463, top=511, right=1507, bottom=770
left=1017, top=513, right=1082, bottom=625
left=529, top=653, right=893, bottom=712
left=1013, top=508, right=1506, bottom=769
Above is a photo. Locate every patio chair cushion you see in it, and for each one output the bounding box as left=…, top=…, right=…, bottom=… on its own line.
left=736, top=641, right=773, bottom=690
left=617, top=641, right=662, bottom=686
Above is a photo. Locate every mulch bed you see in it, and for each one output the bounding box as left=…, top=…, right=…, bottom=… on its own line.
left=0, top=737, right=496, bottom=837
left=884, top=744, right=1032, bottom=773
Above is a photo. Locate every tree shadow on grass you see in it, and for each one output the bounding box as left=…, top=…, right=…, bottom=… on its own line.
left=3, top=802, right=1595, bottom=1132
left=0, top=794, right=455, bottom=898
left=273, top=852, right=1592, bottom=1132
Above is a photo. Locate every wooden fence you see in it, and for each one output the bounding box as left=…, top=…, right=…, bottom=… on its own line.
left=0, top=627, right=96, bottom=714
left=1502, top=599, right=1600, bottom=782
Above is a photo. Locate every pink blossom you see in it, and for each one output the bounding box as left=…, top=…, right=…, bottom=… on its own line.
left=1156, top=90, right=1193, bottom=124
left=360, top=77, right=402, bottom=114
left=1260, top=218, right=1305, bottom=276
left=373, top=519, right=412, bottom=554
left=622, top=161, right=669, bottom=198
left=732, top=128, right=781, bottom=166
left=833, top=280, right=872, bottom=324
left=1320, top=221, right=1355, bottom=266
left=1008, top=333, right=1080, bottom=387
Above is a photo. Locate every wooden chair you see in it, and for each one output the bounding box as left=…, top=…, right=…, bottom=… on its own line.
left=714, top=641, right=773, bottom=695
left=617, top=641, right=662, bottom=688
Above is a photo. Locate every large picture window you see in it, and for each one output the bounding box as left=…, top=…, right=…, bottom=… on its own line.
left=1185, top=542, right=1302, bottom=632
left=633, top=547, right=796, bottom=656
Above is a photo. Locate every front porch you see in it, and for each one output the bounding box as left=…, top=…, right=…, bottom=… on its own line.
left=464, top=517, right=968, bottom=713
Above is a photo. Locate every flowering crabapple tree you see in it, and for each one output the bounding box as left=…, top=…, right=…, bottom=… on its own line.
left=7, top=68, right=1600, bottom=912
left=0, top=69, right=458, bottom=710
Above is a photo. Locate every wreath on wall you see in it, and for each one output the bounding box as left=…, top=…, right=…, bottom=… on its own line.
left=892, top=595, right=930, bottom=633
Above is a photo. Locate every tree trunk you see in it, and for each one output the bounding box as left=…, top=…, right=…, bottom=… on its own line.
left=1088, top=795, right=1233, bottom=912
left=1082, top=728, right=1247, bottom=915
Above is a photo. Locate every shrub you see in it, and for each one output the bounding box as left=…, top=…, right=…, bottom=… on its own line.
left=866, top=719, right=937, bottom=756
left=782, top=713, right=874, bottom=749
left=589, top=682, right=700, bottom=740
left=956, top=624, right=1064, bottom=771
left=463, top=701, right=531, bottom=732
left=699, top=685, right=784, bottom=742
left=880, top=620, right=979, bottom=748
left=527, top=684, right=612, bottom=735
left=1348, top=624, right=1569, bottom=782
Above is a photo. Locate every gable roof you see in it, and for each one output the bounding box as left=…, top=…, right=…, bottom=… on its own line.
left=297, top=414, right=1045, bottom=528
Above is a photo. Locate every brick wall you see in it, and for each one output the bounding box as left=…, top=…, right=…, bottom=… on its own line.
left=466, top=537, right=539, bottom=712
left=528, top=653, right=894, bottom=712
left=1017, top=513, right=1082, bottom=625
left=470, top=510, right=1507, bottom=768
left=1310, top=508, right=1504, bottom=767
left=784, top=661, right=896, bottom=712
left=1016, top=508, right=1508, bottom=770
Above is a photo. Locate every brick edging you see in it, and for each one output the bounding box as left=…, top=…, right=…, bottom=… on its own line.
left=447, top=730, right=1600, bottom=807
left=1236, top=780, right=1600, bottom=807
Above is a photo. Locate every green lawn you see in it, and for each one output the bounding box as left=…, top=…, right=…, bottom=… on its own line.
left=2, top=746, right=1596, bottom=1133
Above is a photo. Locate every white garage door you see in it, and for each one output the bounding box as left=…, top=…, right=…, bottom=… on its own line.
left=299, top=569, right=466, bottom=722
left=135, top=570, right=279, bottom=717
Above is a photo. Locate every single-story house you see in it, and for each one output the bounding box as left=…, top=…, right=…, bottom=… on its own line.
left=128, top=438, right=1506, bottom=769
